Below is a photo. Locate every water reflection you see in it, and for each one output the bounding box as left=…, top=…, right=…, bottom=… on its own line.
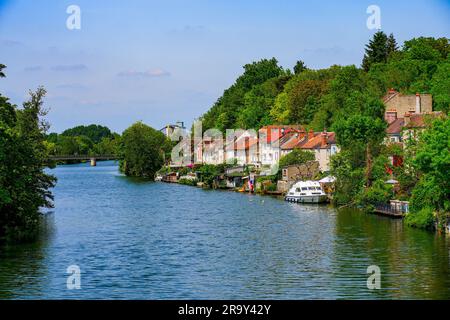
left=333, top=209, right=450, bottom=299
left=0, top=213, right=55, bottom=299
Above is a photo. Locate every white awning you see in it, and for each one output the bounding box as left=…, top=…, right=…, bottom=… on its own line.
left=385, top=179, right=399, bottom=184
left=319, top=176, right=336, bottom=183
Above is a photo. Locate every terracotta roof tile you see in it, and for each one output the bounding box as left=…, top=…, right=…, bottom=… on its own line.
left=301, top=132, right=336, bottom=149
left=386, top=118, right=405, bottom=134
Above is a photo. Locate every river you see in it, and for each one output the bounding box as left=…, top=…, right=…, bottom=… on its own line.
left=0, top=161, right=449, bottom=299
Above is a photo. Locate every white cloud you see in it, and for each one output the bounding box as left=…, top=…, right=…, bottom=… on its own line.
left=117, top=68, right=170, bottom=78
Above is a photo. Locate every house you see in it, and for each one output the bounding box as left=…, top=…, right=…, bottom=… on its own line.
left=224, top=131, right=259, bottom=166
left=202, top=138, right=225, bottom=165
left=160, top=121, right=186, bottom=138
left=384, top=90, right=432, bottom=123
left=385, top=111, right=443, bottom=169
left=280, top=129, right=310, bottom=157
left=386, top=118, right=405, bottom=143
left=259, top=125, right=303, bottom=167
left=402, top=112, right=443, bottom=141
left=299, top=130, right=338, bottom=172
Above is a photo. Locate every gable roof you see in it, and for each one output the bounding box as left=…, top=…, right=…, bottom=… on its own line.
left=301, top=132, right=336, bottom=149
left=386, top=118, right=405, bottom=134
left=405, top=112, right=443, bottom=129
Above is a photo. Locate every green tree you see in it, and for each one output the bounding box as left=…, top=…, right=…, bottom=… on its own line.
left=119, top=122, right=170, bottom=178
left=278, top=148, right=315, bottom=168
left=62, top=124, right=113, bottom=143
left=410, top=117, right=450, bottom=213
left=293, top=60, right=307, bottom=75
left=201, top=58, right=284, bottom=131
left=430, top=58, right=450, bottom=113
left=0, top=64, right=5, bottom=78
left=362, top=31, right=389, bottom=71
left=0, top=85, right=56, bottom=243
left=387, top=33, right=399, bottom=57
left=237, top=75, right=289, bottom=129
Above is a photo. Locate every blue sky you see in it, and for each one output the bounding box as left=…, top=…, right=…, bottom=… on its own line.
left=0, top=0, right=449, bottom=133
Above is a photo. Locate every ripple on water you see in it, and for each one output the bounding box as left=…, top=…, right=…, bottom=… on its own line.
left=0, top=161, right=449, bottom=299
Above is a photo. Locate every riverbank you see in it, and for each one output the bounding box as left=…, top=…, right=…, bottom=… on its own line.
left=156, top=164, right=450, bottom=235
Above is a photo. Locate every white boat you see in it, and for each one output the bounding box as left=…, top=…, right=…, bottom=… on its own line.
left=285, top=180, right=328, bottom=204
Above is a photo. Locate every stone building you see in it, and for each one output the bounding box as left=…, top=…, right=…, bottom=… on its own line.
left=384, top=89, right=432, bottom=124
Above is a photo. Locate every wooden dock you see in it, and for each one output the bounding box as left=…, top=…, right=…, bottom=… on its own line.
left=373, top=203, right=406, bottom=218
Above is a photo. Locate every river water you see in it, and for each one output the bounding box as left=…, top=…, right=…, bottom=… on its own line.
left=0, top=161, right=449, bottom=299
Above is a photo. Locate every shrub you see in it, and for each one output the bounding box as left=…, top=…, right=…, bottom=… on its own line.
left=178, top=178, right=198, bottom=186
left=405, top=207, right=435, bottom=230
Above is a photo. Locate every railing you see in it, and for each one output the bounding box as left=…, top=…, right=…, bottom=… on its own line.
left=48, top=154, right=117, bottom=160
left=374, top=203, right=408, bottom=217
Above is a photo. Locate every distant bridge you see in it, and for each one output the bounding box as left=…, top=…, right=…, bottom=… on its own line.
left=48, top=154, right=118, bottom=166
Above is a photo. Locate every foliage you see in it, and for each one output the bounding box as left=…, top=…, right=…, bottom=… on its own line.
left=409, top=117, right=450, bottom=212
left=275, top=67, right=338, bottom=125
left=61, top=124, right=113, bottom=143
left=196, top=164, right=225, bottom=187
left=46, top=127, right=120, bottom=159
left=200, top=58, right=285, bottom=132
left=362, top=31, right=398, bottom=71
left=330, top=151, right=365, bottom=205
left=0, top=85, right=56, bottom=244
left=430, top=57, right=450, bottom=113
left=293, top=60, right=308, bottom=74
left=119, top=122, right=171, bottom=179
left=178, top=178, right=198, bottom=186
left=278, top=148, right=315, bottom=169
left=0, top=64, right=5, bottom=78
left=236, top=75, right=290, bottom=129
left=356, top=179, right=393, bottom=210
left=405, top=207, right=435, bottom=230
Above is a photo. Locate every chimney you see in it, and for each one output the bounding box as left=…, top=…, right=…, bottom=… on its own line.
left=385, top=110, right=398, bottom=124
left=415, top=93, right=421, bottom=114
left=308, top=129, right=314, bottom=140
left=404, top=113, right=411, bottom=126
left=298, top=129, right=306, bottom=139
left=321, top=131, right=328, bottom=147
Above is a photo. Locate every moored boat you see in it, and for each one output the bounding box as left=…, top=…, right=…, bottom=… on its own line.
left=285, top=180, right=328, bottom=204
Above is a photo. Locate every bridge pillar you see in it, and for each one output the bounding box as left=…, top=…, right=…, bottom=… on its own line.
left=90, top=158, right=97, bottom=166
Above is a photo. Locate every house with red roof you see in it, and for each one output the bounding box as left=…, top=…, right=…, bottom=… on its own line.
left=297, top=130, right=338, bottom=172
left=258, top=125, right=304, bottom=167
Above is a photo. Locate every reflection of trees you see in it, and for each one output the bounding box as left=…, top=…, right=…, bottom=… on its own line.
left=332, top=209, right=450, bottom=299
left=0, top=213, right=54, bottom=299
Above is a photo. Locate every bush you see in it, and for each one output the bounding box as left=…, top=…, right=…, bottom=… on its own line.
left=405, top=207, right=435, bottom=230
left=356, top=179, right=392, bottom=208
left=178, top=178, right=198, bottom=186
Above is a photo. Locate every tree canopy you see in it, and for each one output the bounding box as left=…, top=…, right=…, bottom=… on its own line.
left=0, top=84, right=56, bottom=243
left=119, top=122, right=171, bottom=178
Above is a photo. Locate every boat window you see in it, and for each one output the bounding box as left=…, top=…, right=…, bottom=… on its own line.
left=295, top=188, right=301, bottom=192
left=308, top=187, right=315, bottom=190
left=316, top=187, right=322, bottom=190
left=301, top=187, right=307, bottom=191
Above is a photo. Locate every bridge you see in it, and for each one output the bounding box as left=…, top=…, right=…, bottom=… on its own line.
left=48, top=155, right=118, bottom=166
